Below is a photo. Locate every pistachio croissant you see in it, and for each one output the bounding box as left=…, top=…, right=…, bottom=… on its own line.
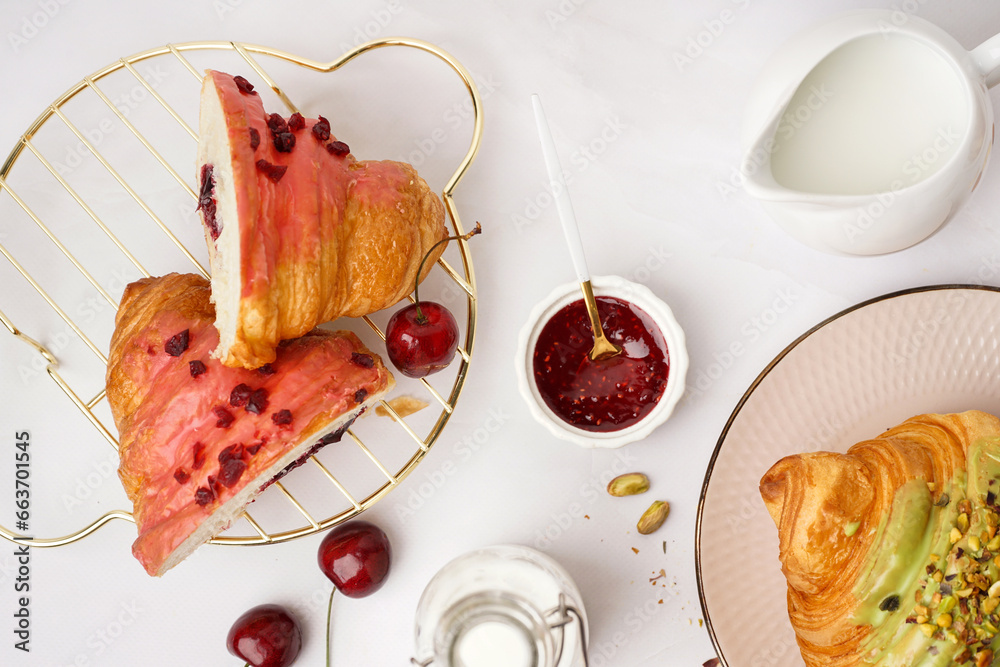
left=760, top=410, right=1000, bottom=666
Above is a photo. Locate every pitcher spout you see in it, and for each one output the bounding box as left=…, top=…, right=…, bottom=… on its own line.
left=740, top=113, right=810, bottom=204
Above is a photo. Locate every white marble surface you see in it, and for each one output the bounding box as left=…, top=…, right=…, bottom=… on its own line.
left=1, top=0, right=1000, bottom=665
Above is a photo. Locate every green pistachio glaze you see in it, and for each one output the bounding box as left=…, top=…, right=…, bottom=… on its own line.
left=850, top=437, right=1000, bottom=665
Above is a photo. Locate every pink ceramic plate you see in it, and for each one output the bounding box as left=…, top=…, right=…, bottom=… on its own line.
left=696, top=284, right=1000, bottom=666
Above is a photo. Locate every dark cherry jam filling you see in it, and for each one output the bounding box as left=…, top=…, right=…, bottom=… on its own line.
left=260, top=415, right=359, bottom=492
left=198, top=164, right=221, bottom=240
left=532, top=297, right=669, bottom=432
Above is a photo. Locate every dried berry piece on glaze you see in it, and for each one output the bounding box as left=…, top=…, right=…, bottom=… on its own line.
left=213, top=406, right=236, bottom=428
left=287, top=113, right=305, bottom=132
left=218, top=444, right=245, bottom=464
left=256, top=159, right=288, bottom=183
left=326, top=140, right=350, bottom=157
left=311, top=115, right=331, bottom=141
left=273, top=132, right=296, bottom=153
left=230, top=383, right=252, bottom=408
left=248, top=127, right=260, bottom=150
left=218, top=457, right=248, bottom=488
left=267, top=113, right=287, bottom=134
left=174, top=468, right=190, bottom=484
left=271, top=409, right=293, bottom=426
left=194, top=486, right=214, bottom=506
left=350, top=352, right=374, bottom=368
left=233, top=75, right=256, bottom=95
left=246, top=388, right=270, bottom=415
left=208, top=474, right=223, bottom=497
left=192, top=442, right=207, bottom=470
left=164, top=329, right=190, bottom=356
left=189, top=360, right=208, bottom=378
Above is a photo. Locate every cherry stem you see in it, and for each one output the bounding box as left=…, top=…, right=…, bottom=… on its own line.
left=326, top=587, right=337, bottom=667
left=412, top=222, right=482, bottom=320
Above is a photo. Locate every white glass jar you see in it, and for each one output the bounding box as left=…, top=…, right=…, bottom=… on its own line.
left=412, top=545, right=589, bottom=667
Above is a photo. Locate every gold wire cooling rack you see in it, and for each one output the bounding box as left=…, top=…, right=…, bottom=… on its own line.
left=0, top=38, right=481, bottom=548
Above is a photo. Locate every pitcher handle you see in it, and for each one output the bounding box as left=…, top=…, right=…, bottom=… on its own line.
left=971, top=33, right=1000, bottom=88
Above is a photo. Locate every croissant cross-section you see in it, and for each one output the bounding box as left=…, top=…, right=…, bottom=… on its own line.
left=106, top=273, right=394, bottom=576
left=196, top=69, right=449, bottom=369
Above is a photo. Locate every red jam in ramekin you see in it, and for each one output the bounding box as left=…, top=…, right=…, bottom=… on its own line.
left=531, top=296, right=670, bottom=432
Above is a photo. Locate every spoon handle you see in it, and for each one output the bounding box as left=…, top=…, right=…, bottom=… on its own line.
left=531, top=94, right=590, bottom=284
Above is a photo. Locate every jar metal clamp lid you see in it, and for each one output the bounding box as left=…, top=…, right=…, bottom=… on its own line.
left=411, top=545, right=590, bottom=667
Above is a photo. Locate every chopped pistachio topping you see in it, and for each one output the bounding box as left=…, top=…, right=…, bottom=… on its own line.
left=902, top=489, right=1000, bottom=658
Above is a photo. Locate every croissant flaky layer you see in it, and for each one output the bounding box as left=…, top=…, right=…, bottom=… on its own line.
left=760, top=410, right=1000, bottom=666
left=106, top=273, right=393, bottom=575
left=196, top=70, right=448, bottom=369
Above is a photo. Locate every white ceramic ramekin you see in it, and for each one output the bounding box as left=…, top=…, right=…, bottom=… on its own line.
left=515, top=275, right=688, bottom=448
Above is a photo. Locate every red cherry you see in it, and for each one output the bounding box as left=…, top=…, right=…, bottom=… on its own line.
left=385, top=302, right=459, bottom=378
left=384, top=222, right=481, bottom=379
left=317, top=520, right=391, bottom=598
left=226, top=604, right=301, bottom=667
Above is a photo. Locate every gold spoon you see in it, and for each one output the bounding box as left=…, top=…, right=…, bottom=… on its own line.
left=532, top=94, right=622, bottom=362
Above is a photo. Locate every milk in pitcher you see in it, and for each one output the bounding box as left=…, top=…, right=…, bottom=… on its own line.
left=770, top=33, right=969, bottom=196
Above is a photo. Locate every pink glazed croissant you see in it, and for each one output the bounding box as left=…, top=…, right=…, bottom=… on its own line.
left=106, top=273, right=393, bottom=576
left=760, top=411, right=1000, bottom=666
left=196, top=69, right=448, bottom=369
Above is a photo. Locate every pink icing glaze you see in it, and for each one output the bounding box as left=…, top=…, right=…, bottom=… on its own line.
left=207, top=71, right=428, bottom=308
left=118, top=305, right=388, bottom=575
left=208, top=72, right=351, bottom=304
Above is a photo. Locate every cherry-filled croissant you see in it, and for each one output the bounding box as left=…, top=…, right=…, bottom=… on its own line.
left=759, top=410, right=1000, bottom=666
left=106, top=273, right=393, bottom=576
left=196, top=69, right=448, bottom=369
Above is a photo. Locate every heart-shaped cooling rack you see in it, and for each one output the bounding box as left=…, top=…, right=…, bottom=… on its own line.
left=0, top=38, right=482, bottom=549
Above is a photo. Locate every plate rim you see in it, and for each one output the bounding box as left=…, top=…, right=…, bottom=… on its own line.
left=693, top=282, right=1000, bottom=665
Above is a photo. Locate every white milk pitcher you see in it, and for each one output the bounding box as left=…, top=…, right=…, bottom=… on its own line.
left=741, top=10, right=1000, bottom=255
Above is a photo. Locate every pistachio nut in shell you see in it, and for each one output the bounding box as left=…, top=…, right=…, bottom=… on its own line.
left=607, top=473, right=650, bottom=497
left=637, top=500, right=670, bottom=535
